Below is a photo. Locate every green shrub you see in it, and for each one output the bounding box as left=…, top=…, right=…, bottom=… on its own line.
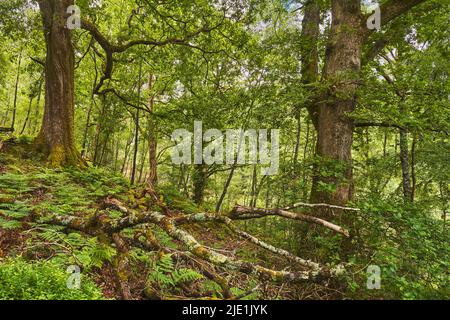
left=0, top=258, right=105, bottom=300
left=17, top=135, right=33, bottom=145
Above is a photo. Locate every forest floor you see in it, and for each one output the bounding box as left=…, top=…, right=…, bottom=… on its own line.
left=0, top=138, right=342, bottom=300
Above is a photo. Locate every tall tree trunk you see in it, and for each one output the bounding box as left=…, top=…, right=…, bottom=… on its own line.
left=35, top=0, right=83, bottom=166
left=146, top=74, right=158, bottom=193
left=309, top=0, right=362, bottom=219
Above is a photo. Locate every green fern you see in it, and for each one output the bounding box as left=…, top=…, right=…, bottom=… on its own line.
left=201, top=279, right=223, bottom=297
left=0, top=201, right=31, bottom=219
left=0, top=217, right=22, bottom=229
left=172, top=268, right=203, bottom=284
left=147, top=254, right=203, bottom=289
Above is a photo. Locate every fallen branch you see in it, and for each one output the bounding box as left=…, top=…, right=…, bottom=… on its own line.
left=0, top=127, right=13, bottom=133
left=132, top=227, right=232, bottom=299
left=229, top=205, right=350, bottom=237
left=174, top=213, right=321, bottom=270
left=111, top=233, right=133, bottom=300
left=282, top=202, right=360, bottom=212
left=36, top=198, right=345, bottom=290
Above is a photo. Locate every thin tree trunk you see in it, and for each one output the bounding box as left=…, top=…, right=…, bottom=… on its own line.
left=302, top=118, right=311, bottom=201
left=250, top=165, right=257, bottom=207
left=82, top=53, right=98, bottom=158
left=11, top=51, right=23, bottom=132
left=113, top=136, right=120, bottom=171
left=146, top=74, right=158, bottom=192
left=138, top=139, right=148, bottom=183
left=93, top=100, right=106, bottom=165
left=293, top=109, right=302, bottom=164
left=439, top=182, right=448, bottom=232
left=399, top=127, right=413, bottom=201
left=1, top=86, right=11, bottom=127
left=81, top=100, right=94, bottom=158
left=32, top=77, right=44, bottom=134
left=20, top=96, right=34, bottom=135
left=130, top=61, right=142, bottom=185
left=121, top=130, right=134, bottom=174
left=411, top=134, right=417, bottom=202
left=99, top=131, right=110, bottom=165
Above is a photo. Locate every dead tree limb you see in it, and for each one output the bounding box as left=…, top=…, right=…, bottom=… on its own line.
left=111, top=233, right=133, bottom=300
left=37, top=198, right=346, bottom=288
left=229, top=205, right=350, bottom=237
left=282, top=202, right=361, bottom=212
left=174, top=213, right=321, bottom=270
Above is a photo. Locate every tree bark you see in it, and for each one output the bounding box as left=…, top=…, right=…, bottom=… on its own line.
left=399, top=127, right=413, bottom=201
left=193, top=164, right=208, bottom=205
left=35, top=0, right=83, bottom=166
left=309, top=0, right=362, bottom=218
left=11, top=51, right=23, bottom=132
left=146, top=74, right=158, bottom=193
left=32, top=77, right=44, bottom=134
left=304, top=0, right=426, bottom=218
left=411, top=134, right=417, bottom=202
left=130, top=61, right=142, bottom=185
left=293, top=109, right=302, bottom=164
left=300, top=1, right=320, bottom=129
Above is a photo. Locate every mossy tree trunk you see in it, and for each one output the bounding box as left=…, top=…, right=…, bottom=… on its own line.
left=35, top=0, right=83, bottom=167
left=306, top=0, right=425, bottom=219
left=193, top=164, right=208, bottom=205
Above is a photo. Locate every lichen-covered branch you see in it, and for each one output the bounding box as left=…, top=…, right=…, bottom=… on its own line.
left=112, top=233, right=133, bottom=300
left=36, top=198, right=345, bottom=287
left=229, top=205, right=350, bottom=237
left=174, top=213, right=321, bottom=270
left=282, top=202, right=360, bottom=212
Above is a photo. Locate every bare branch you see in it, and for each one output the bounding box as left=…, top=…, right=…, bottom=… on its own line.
left=174, top=213, right=321, bottom=270
left=363, top=0, right=428, bottom=41
left=283, top=202, right=361, bottom=212
left=80, top=18, right=219, bottom=95
left=229, top=205, right=351, bottom=237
